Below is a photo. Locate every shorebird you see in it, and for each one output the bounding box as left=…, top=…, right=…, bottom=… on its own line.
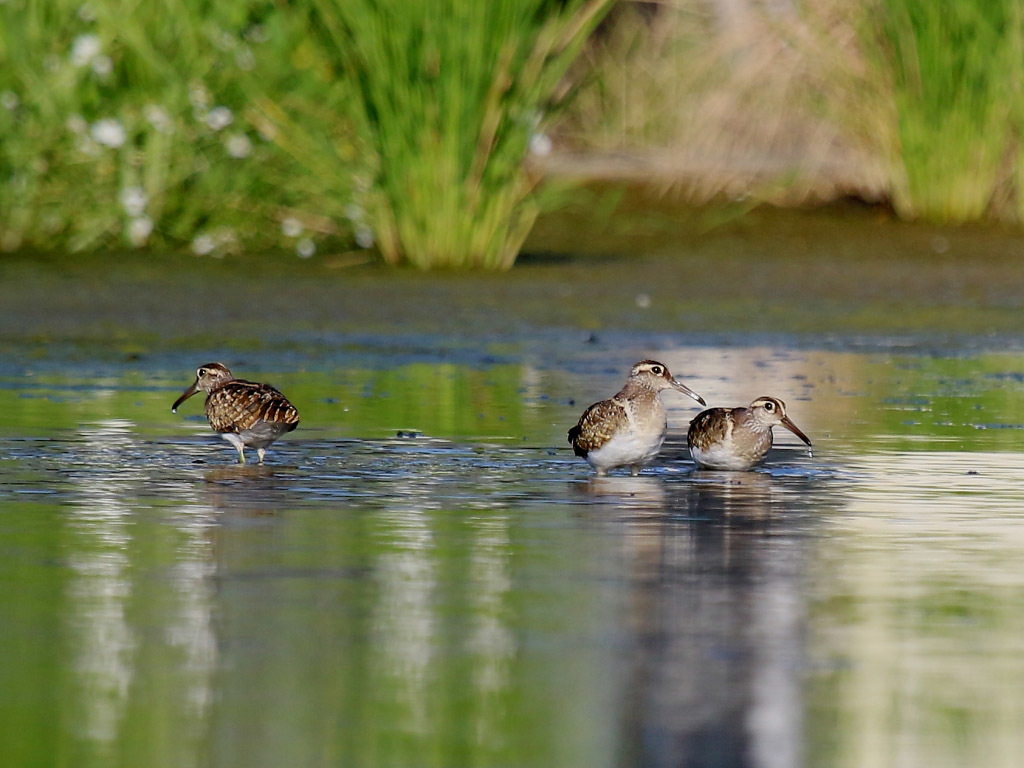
left=172, top=363, right=299, bottom=464
left=687, top=396, right=811, bottom=471
left=568, top=360, right=706, bottom=476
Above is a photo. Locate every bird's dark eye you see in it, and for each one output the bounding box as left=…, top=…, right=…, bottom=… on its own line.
left=198, top=368, right=206, bottom=377
left=651, top=366, right=663, bottom=375
left=764, top=401, right=775, bottom=411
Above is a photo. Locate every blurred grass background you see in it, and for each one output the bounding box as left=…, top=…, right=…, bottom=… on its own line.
left=1, top=0, right=1023, bottom=268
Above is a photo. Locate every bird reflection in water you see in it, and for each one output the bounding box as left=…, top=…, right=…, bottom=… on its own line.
left=575, top=468, right=818, bottom=768
left=194, top=464, right=309, bottom=526
left=576, top=475, right=668, bottom=513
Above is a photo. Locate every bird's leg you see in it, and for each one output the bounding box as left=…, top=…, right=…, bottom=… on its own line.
left=630, top=465, right=641, bottom=476
left=222, top=433, right=246, bottom=464
left=257, top=448, right=266, bottom=464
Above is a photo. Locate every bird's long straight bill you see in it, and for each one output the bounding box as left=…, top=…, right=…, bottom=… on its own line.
left=670, top=378, right=706, bottom=406
left=781, top=415, right=812, bottom=446
left=172, top=381, right=200, bottom=413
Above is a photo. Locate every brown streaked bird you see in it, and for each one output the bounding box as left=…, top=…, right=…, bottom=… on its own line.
left=687, top=396, right=811, bottom=471
left=172, top=363, right=299, bottom=464
left=568, top=360, right=706, bottom=476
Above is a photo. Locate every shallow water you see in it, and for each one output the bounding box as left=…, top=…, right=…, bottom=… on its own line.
left=3, top=215, right=1024, bottom=768
left=3, top=341, right=1024, bottom=768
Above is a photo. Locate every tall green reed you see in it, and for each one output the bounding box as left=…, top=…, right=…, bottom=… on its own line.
left=307, top=0, right=611, bottom=270
left=872, top=0, right=1022, bottom=222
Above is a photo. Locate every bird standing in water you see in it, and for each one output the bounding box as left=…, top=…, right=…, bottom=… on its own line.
left=687, top=396, right=811, bottom=470
left=568, top=360, right=706, bottom=476
left=172, top=363, right=299, bottom=464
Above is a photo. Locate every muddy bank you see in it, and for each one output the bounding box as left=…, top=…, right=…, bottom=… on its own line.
left=2, top=207, right=1023, bottom=355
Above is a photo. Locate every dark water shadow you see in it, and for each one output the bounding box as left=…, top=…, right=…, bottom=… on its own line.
left=566, top=459, right=840, bottom=768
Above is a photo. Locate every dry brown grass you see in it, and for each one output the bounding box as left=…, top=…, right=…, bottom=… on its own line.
left=551, top=0, right=895, bottom=207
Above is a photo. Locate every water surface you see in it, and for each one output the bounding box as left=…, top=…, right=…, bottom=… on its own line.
left=2, top=212, right=1024, bottom=768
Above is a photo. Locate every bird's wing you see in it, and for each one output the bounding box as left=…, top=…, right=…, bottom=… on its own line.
left=687, top=408, right=733, bottom=450
left=205, top=380, right=300, bottom=434
left=568, top=398, right=629, bottom=457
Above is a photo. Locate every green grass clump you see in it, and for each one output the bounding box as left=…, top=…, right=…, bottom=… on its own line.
left=873, top=0, right=1021, bottom=222
left=0, top=0, right=609, bottom=267
left=0, top=0, right=354, bottom=257
left=308, top=0, right=611, bottom=270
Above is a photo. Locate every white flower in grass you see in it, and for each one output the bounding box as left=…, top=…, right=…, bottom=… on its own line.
left=71, top=34, right=102, bottom=67
left=66, top=114, right=88, bottom=134
left=296, top=238, right=315, bottom=258
left=215, top=30, right=236, bottom=51
left=0, top=91, right=18, bottom=110
left=355, top=226, right=374, bottom=249
left=529, top=132, right=552, bottom=157
left=91, top=118, right=126, bottom=148
left=224, top=133, right=252, bottom=159
left=280, top=217, right=303, bottom=238
left=235, top=47, right=255, bottom=71
left=204, top=106, right=233, bottom=131
left=119, top=186, right=147, bottom=217
left=344, top=203, right=364, bottom=222
left=188, top=83, right=210, bottom=109
left=191, top=234, right=215, bottom=256
left=192, top=228, right=236, bottom=257
left=144, top=104, right=173, bottom=134
left=127, top=216, right=153, bottom=246
left=75, top=136, right=101, bottom=156
left=214, top=228, right=236, bottom=247
left=91, top=55, right=113, bottom=77
left=41, top=211, right=63, bottom=234
left=244, top=25, right=268, bottom=43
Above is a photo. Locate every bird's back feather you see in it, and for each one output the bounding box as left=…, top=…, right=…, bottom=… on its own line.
left=568, top=398, right=629, bottom=458
left=205, top=379, right=300, bottom=435
left=687, top=407, right=734, bottom=450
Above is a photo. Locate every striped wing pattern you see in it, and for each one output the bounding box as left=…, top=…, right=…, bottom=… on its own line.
left=205, top=379, right=300, bottom=435
left=568, top=398, right=629, bottom=457
left=687, top=408, right=733, bottom=451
